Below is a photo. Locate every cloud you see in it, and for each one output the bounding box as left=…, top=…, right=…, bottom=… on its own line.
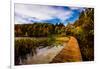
left=15, top=3, right=84, bottom=24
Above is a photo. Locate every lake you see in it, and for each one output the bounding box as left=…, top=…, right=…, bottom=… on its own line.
left=15, top=37, right=66, bottom=65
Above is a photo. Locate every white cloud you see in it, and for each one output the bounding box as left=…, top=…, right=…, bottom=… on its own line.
left=70, top=7, right=85, bottom=12
left=70, top=7, right=81, bottom=10
left=15, top=4, right=75, bottom=24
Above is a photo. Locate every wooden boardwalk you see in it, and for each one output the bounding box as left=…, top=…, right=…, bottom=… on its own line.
left=51, top=36, right=82, bottom=63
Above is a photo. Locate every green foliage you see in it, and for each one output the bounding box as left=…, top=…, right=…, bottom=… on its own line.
left=66, top=8, right=94, bottom=61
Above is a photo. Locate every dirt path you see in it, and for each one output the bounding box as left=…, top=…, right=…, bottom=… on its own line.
left=51, top=36, right=82, bottom=63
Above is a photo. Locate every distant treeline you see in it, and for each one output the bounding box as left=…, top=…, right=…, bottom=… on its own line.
left=15, top=22, right=66, bottom=37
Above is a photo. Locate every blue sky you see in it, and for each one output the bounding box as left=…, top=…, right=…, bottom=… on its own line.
left=15, top=3, right=85, bottom=26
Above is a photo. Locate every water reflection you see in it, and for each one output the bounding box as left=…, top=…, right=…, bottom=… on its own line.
left=19, top=45, right=64, bottom=64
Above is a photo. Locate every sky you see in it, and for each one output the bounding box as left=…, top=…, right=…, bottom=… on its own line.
left=15, top=3, right=85, bottom=26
